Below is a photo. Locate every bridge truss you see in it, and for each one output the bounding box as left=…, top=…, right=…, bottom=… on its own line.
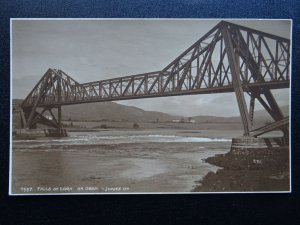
left=20, top=21, right=290, bottom=137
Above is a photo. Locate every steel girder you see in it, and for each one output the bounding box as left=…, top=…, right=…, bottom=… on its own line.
left=21, top=21, right=290, bottom=137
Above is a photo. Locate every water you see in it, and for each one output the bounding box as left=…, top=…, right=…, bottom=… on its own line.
left=11, top=129, right=232, bottom=194
left=13, top=130, right=231, bottom=151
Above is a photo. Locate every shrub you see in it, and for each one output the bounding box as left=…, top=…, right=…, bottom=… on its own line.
left=133, top=123, right=139, bottom=129
left=100, top=124, right=108, bottom=129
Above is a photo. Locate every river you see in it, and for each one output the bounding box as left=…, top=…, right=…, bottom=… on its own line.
left=11, top=129, right=236, bottom=194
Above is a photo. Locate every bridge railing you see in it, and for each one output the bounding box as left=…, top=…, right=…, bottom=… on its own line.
left=21, top=21, right=290, bottom=109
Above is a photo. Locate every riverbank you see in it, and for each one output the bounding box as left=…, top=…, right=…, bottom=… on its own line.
left=193, top=146, right=290, bottom=192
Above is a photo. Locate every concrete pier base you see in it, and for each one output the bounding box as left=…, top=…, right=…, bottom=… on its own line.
left=44, top=128, right=68, bottom=137
left=231, top=137, right=288, bottom=153
left=13, top=128, right=68, bottom=138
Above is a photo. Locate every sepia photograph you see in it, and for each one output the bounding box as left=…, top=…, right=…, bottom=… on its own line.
left=10, top=19, right=291, bottom=195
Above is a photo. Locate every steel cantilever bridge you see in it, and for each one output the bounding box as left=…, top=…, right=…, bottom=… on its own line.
left=20, top=21, right=290, bottom=138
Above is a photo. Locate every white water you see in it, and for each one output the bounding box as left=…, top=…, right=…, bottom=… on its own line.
left=13, top=131, right=230, bottom=150
left=12, top=130, right=232, bottom=193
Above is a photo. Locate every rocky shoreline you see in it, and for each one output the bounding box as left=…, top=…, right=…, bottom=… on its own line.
left=193, top=146, right=290, bottom=192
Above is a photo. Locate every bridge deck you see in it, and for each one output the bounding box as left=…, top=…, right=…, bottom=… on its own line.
left=23, top=74, right=289, bottom=108
left=20, top=21, right=290, bottom=138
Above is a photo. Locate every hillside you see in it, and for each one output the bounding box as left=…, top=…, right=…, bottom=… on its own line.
left=253, top=105, right=289, bottom=120
left=61, top=102, right=180, bottom=122
left=192, top=105, right=289, bottom=125
left=12, top=99, right=289, bottom=124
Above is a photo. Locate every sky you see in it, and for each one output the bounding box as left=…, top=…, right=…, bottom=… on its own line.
left=12, top=19, right=291, bottom=117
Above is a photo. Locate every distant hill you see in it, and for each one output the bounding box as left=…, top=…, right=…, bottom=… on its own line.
left=192, top=105, right=289, bottom=126
left=61, top=102, right=180, bottom=122
left=253, top=105, right=289, bottom=120
left=12, top=99, right=289, bottom=124
left=13, top=99, right=180, bottom=123
left=12, top=99, right=23, bottom=106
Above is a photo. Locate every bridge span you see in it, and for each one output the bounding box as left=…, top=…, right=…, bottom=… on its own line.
left=20, top=21, right=290, bottom=138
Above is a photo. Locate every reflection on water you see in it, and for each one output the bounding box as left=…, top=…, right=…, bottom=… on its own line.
left=120, top=158, right=169, bottom=179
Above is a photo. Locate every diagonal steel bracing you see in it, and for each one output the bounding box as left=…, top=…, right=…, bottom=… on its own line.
left=221, top=23, right=252, bottom=136
left=20, top=21, right=290, bottom=137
